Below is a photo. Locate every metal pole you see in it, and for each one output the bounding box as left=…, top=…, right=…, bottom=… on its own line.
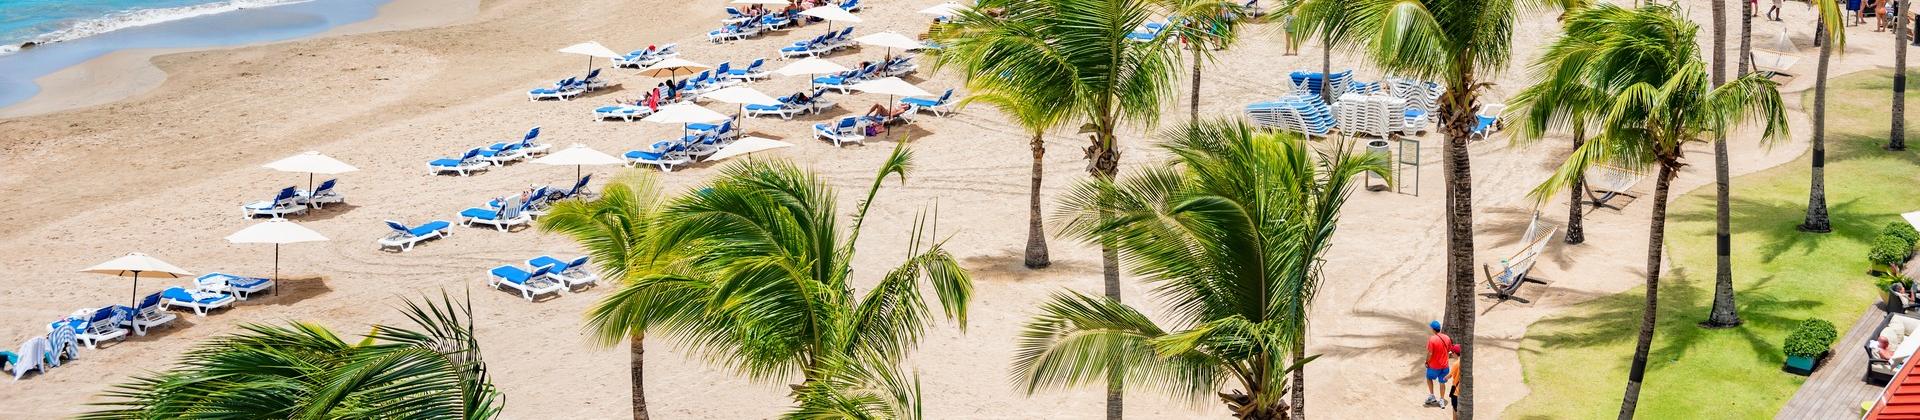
left=130, top=271, right=141, bottom=310
left=273, top=244, right=281, bottom=297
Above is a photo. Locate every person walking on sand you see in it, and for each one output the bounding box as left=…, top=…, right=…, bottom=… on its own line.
left=1447, top=350, right=1463, bottom=418
left=1424, top=321, right=1454, bottom=408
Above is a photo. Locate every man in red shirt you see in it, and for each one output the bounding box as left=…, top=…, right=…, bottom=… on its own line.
left=1425, top=320, right=1454, bottom=408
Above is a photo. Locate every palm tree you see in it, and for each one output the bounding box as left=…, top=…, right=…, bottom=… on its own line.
left=1282, top=0, right=1349, bottom=105
left=81, top=293, right=504, bottom=419
left=1894, top=0, right=1910, bottom=151
left=1157, top=0, right=1247, bottom=120
left=569, top=145, right=972, bottom=419
left=1301, top=0, right=1578, bottom=415
left=962, top=90, right=1068, bottom=269
left=1803, top=0, right=1848, bottom=233
left=934, top=0, right=1183, bottom=416
left=1018, top=119, right=1385, bottom=420
left=1704, top=0, right=1746, bottom=330
left=539, top=172, right=675, bottom=420
left=1521, top=5, right=1788, bottom=417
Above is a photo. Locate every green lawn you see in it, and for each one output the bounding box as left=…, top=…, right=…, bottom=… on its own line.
left=1503, top=71, right=1920, bottom=419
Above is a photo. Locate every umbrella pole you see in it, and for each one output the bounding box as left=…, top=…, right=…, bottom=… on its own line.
left=576, top=165, right=583, bottom=184
left=307, top=173, right=315, bottom=198
left=273, top=244, right=281, bottom=297
left=130, top=271, right=141, bottom=310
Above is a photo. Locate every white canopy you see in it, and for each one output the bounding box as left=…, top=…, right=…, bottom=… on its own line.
left=559, top=41, right=622, bottom=59
left=708, top=137, right=794, bottom=161
left=226, top=219, right=329, bottom=245
left=703, top=86, right=783, bottom=105
left=533, top=144, right=625, bottom=166
left=639, top=58, right=712, bottom=78
left=643, top=103, right=731, bottom=124
left=263, top=151, right=358, bottom=175
left=918, top=2, right=968, bottom=16
left=800, top=6, right=862, bottom=23
left=82, top=253, right=192, bottom=278
left=776, top=58, right=853, bottom=76
left=854, top=32, right=926, bottom=51
left=851, top=77, right=934, bottom=97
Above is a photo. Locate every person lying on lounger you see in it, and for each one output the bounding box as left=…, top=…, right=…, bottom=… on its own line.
left=864, top=103, right=910, bottom=125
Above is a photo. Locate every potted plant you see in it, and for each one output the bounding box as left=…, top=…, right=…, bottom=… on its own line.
left=1784, top=319, right=1838, bottom=375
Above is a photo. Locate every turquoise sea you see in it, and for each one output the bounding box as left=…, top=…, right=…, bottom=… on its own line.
left=0, top=0, right=390, bottom=109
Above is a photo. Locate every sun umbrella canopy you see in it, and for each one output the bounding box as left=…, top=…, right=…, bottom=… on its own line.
left=639, top=58, right=712, bottom=78
left=82, top=253, right=192, bottom=278
left=643, top=103, right=731, bottom=124
left=559, top=41, right=622, bottom=59
left=263, top=151, right=358, bottom=175
left=851, top=77, right=934, bottom=97
left=533, top=144, right=624, bottom=166
left=800, top=6, right=862, bottom=23
left=855, top=32, right=927, bottom=50
left=918, top=3, right=968, bottom=16
left=708, top=137, right=794, bottom=161
left=703, top=86, right=783, bottom=105
left=226, top=219, right=329, bottom=245
left=776, top=58, right=852, bottom=76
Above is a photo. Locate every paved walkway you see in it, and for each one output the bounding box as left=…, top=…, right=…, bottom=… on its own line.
left=1777, top=305, right=1890, bottom=419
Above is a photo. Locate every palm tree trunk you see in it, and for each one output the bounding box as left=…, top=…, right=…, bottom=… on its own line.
left=1740, top=0, right=1754, bottom=75
left=1192, top=44, right=1203, bottom=121
left=1027, top=131, right=1051, bottom=269
left=1618, top=163, right=1676, bottom=420
left=1706, top=0, right=1743, bottom=328
left=1290, top=340, right=1305, bottom=419
left=1566, top=129, right=1587, bottom=244
left=631, top=334, right=650, bottom=420
left=1320, top=44, right=1333, bottom=103
left=1439, top=61, right=1480, bottom=420
left=1896, top=0, right=1910, bottom=151
left=1088, top=126, right=1123, bottom=420
left=1802, top=33, right=1834, bottom=233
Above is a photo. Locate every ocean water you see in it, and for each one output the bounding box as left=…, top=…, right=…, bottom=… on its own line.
left=0, top=0, right=390, bottom=110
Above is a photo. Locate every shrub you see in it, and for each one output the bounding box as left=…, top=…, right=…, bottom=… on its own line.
left=1870, top=234, right=1914, bottom=267
left=1783, top=319, right=1839, bottom=359
left=1889, top=222, right=1920, bottom=249
left=1877, top=272, right=1916, bottom=291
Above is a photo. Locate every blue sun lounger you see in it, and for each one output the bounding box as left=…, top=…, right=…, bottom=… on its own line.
left=159, top=287, right=235, bottom=316
left=488, top=264, right=562, bottom=301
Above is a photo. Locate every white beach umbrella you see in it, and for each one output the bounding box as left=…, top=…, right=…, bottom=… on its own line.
left=532, top=143, right=624, bottom=183
left=644, top=103, right=732, bottom=139
left=851, top=78, right=934, bottom=139
left=263, top=151, right=357, bottom=197
left=918, top=2, right=968, bottom=16
left=777, top=58, right=852, bottom=89
left=854, top=32, right=926, bottom=61
left=560, top=41, right=623, bottom=74
left=639, top=58, right=712, bottom=81
left=800, top=6, right=861, bottom=32
left=226, top=219, right=328, bottom=297
left=703, top=86, right=783, bottom=134
left=82, top=253, right=192, bottom=311
left=708, top=137, right=794, bottom=161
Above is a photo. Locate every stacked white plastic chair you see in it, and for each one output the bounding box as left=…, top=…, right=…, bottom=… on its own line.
left=1334, top=93, right=1411, bottom=138
left=1388, top=78, right=1443, bottom=134
left=1245, top=93, right=1335, bottom=138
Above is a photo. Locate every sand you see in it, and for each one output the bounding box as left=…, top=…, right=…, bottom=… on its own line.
left=0, top=0, right=1901, bottom=417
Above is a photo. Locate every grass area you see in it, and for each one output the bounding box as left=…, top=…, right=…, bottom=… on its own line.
left=1503, top=70, right=1920, bottom=419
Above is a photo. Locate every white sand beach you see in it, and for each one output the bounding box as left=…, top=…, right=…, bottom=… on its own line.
left=0, top=0, right=1901, bottom=417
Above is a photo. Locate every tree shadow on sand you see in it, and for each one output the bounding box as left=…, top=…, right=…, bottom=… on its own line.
left=1521, top=271, right=1820, bottom=372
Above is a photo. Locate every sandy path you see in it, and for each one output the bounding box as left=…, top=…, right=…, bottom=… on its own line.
left=0, top=0, right=1900, bottom=418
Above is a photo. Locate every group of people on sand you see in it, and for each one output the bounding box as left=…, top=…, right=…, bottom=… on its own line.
left=1423, top=321, right=1463, bottom=417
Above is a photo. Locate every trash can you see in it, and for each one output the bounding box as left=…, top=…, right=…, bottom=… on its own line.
left=1365, top=140, right=1391, bottom=191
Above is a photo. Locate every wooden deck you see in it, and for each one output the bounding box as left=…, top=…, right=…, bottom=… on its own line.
left=1778, top=305, right=1890, bottom=419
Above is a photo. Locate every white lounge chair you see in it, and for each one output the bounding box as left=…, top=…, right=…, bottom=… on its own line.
left=814, top=117, right=868, bottom=147
left=459, top=199, right=532, bottom=231
left=294, top=178, right=344, bottom=209
left=595, top=104, right=655, bottom=121
left=725, top=58, right=769, bottom=81
left=625, top=140, right=692, bottom=172
left=488, top=264, right=563, bottom=301
left=900, top=89, right=956, bottom=117
left=530, top=255, right=598, bottom=291
left=49, top=307, right=126, bottom=349
left=122, top=293, right=177, bottom=336
left=160, top=287, right=236, bottom=316
left=195, top=272, right=275, bottom=300
left=242, top=187, right=309, bottom=219
left=528, top=77, right=585, bottom=101
left=430, top=148, right=492, bottom=176
left=378, top=220, right=452, bottom=252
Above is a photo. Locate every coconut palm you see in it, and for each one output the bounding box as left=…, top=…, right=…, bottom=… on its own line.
left=1803, top=0, right=1848, bottom=232
left=1301, top=0, right=1576, bottom=415
left=933, top=0, right=1183, bottom=415
left=1156, top=0, right=1248, bottom=120
left=1521, top=5, right=1788, bottom=417
left=538, top=172, right=676, bottom=420
left=570, top=145, right=972, bottom=419
left=81, top=293, right=503, bottom=419
left=942, top=72, right=1074, bottom=270
left=1281, top=0, right=1349, bottom=105
left=1705, top=0, right=1745, bottom=330
left=1019, top=119, right=1383, bottom=420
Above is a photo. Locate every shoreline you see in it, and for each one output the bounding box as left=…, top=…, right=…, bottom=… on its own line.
left=0, top=0, right=478, bottom=118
